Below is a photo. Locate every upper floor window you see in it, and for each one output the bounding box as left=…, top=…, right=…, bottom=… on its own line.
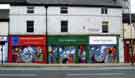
left=102, top=21, right=109, bottom=33
left=60, top=6, right=68, bottom=14
left=27, top=20, right=34, bottom=32
left=101, top=8, right=108, bottom=14
left=61, top=20, right=68, bottom=32
left=27, top=6, right=34, bottom=13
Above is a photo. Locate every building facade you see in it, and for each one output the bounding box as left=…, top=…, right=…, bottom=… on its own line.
left=47, top=6, right=123, bottom=63
left=0, top=0, right=124, bottom=64
left=0, top=8, right=9, bottom=64
left=9, top=5, right=47, bottom=63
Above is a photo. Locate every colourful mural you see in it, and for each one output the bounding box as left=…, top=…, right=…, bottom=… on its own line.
left=90, top=45, right=117, bottom=63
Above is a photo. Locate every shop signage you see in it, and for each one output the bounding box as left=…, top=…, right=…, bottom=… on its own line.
left=11, top=36, right=46, bottom=46
left=48, top=36, right=88, bottom=45
left=89, top=36, right=117, bottom=44
left=9, top=35, right=47, bottom=63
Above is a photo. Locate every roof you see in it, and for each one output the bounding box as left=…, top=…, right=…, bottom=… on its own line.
left=0, top=0, right=121, bottom=7
left=0, top=0, right=26, bottom=4
left=0, top=9, right=9, bottom=20
left=27, top=0, right=121, bottom=7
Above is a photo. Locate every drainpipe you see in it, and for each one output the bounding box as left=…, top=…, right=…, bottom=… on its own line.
left=45, top=6, right=48, bottom=64
left=129, top=0, right=134, bottom=66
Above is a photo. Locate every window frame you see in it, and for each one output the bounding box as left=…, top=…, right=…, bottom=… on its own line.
left=27, top=6, right=34, bottom=14
left=60, top=6, right=68, bottom=14
left=26, top=20, right=34, bottom=33
left=101, top=8, right=108, bottom=14
left=102, top=21, right=109, bottom=33
left=61, top=20, right=68, bottom=32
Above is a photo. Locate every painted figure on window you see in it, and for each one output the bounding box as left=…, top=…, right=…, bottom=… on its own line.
left=91, top=45, right=117, bottom=63
left=79, top=45, right=86, bottom=63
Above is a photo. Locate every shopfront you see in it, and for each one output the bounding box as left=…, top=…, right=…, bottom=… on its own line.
left=8, top=35, right=47, bottom=64
left=48, top=35, right=89, bottom=64
left=0, top=36, right=8, bottom=64
left=89, top=36, right=119, bottom=63
left=124, top=39, right=135, bottom=63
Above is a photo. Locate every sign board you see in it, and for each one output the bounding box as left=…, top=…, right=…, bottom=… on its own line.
left=89, top=36, right=117, bottom=44
left=48, top=35, right=88, bottom=45
left=11, top=35, right=46, bottom=46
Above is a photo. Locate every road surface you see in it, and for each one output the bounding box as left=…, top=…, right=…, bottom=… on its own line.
left=0, top=66, right=135, bottom=78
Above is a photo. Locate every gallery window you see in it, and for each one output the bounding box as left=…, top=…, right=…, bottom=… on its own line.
left=102, top=21, right=109, bottom=33
left=61, top=20, right=68, bottom=32
left=27, top=6, right=34, bottom=13
left=101, top=8, right=108, bottom=14
left=27, top=20, right=34, bottom=32
left=60, top=6, right=68, bottom=14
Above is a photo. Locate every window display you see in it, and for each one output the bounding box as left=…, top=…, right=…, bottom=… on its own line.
left=89, top=36, right=118, bottom=63
left=90, top=45, right=117, bottom=63
left=0, top=36, right=8, bottom=64
left=48, top=35, right=89, bottom=64
left=48, top=45, right=87, bottom=64
left=12, top=46, right=44, bottom=63
left=8, top=35, right=47, bottom=63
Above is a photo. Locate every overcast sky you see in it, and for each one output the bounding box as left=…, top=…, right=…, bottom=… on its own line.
left=131, top=0, right=135, bottom=13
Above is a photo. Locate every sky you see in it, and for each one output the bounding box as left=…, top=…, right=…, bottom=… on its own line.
left=131, top=0, right=135, bottom=13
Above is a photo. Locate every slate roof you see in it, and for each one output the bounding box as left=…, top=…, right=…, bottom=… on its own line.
left=0, top=0, right=121, bottom=7
left=0, top=0, right=26, bottom=3
left=27, top=0, right=121, bottom=7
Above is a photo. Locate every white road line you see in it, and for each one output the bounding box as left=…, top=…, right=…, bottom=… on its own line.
left=0, top=67, right=134, bottom=70
left=66, top=73, right=124, bottom=76
left=0, top=74, right=37, bottom=77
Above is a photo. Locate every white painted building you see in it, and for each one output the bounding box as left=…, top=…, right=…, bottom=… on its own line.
left=10, top=6, right=46, bottom=35
left=8, top=0, right=124, bottom=63
left=48, top=7, right=122, bottom=35
left=10, top=6, right=123, bottom=35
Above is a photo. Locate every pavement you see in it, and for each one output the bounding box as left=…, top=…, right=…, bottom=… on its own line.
left=0, top=63, right=133, bottom=68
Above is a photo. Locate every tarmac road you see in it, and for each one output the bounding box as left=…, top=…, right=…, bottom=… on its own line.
left=0, top=66, right=135, bottom=78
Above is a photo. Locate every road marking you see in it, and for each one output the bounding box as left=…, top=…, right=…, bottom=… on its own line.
left=66, top=73, right=124, bottom=76
left=0, top=67, right=135, bottom=70
left=0, top=74, right=37, bottom=77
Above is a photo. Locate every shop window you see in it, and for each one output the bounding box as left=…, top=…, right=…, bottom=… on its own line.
left=27, top=20, right=34, bottom=32
left=60, top=6, right=68, bottom=14
left=90, top=45, right=117, bottom=63
left=101, top=8, right=108, bottom=14
left=27, top=6, right=34, bottom=13
left=61, top=20, right=68, bottom=32
left=48, top=45, right=87, bottom=64
left=102, top=21, right=109, bottom=33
